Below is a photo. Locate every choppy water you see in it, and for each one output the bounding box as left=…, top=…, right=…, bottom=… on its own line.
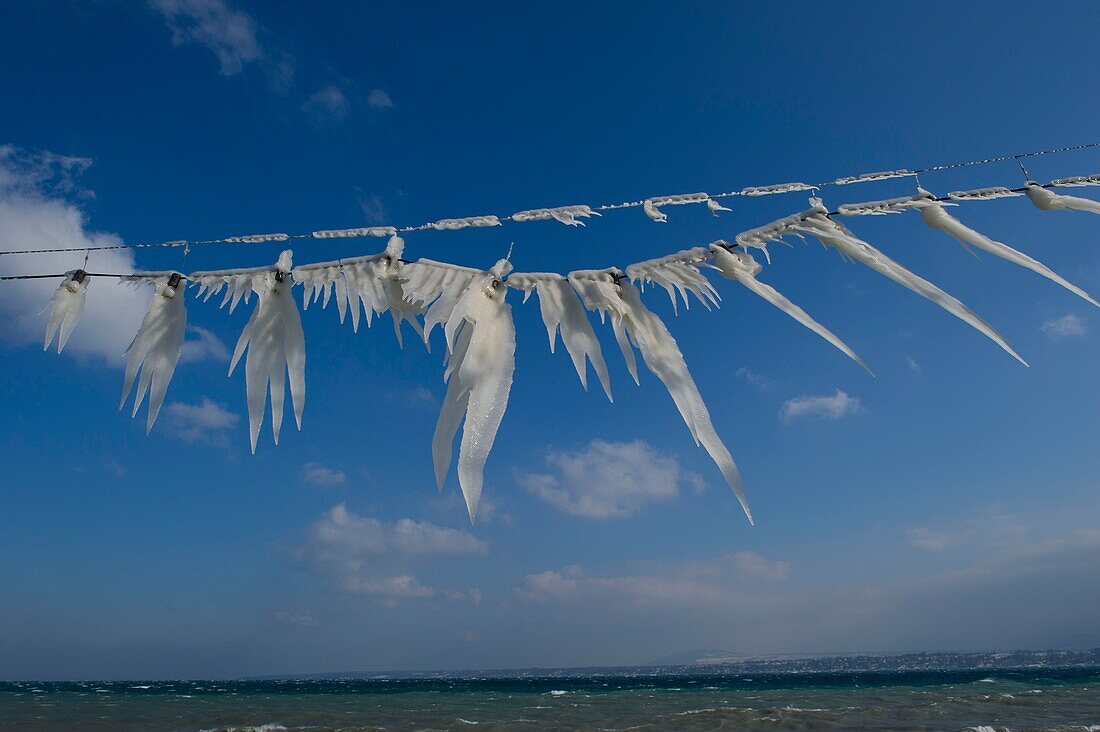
left=2, top=668, right=1099, bottom=730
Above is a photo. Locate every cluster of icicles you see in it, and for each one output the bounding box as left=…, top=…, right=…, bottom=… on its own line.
left=41, top=181, right=1100, bottom=523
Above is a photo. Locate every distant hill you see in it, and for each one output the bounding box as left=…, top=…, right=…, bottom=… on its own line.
left=247, top=648, right=1100, bottom=681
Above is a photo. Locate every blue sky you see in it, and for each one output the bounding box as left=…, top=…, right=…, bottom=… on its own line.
left=1, top=1, right=1099, bottom=680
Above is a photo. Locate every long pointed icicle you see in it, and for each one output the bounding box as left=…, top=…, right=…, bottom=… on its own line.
left=228, top=251, right=306, bottom=453
left=119, top=274, right=188, bottom=433
left=916, top=192, right=1099, bottom=307
left=1026, top=182, right=1100, bottom=215
left=507, top=273, right=613, bottom=401
left=42, top=270, right=88, bottom=353
left=742, top=200, right=1027, bottom=365
left=431, top=260, right=516, bottom=522
left=709, top=244, right=873, bottom=374
left=567, top=269, right=752, bottom=524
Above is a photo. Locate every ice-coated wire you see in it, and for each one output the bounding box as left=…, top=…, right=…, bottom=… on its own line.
left=3, top=142, right=1100, bottom=259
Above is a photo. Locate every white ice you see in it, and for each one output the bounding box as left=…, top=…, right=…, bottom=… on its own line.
left=228, top=251, right=306, bottom=453
left=431, top=265, right=516, bottom=522
left=625, top=247, right=721, bottom=314
left=508, top=273, right=613, bottom=400
left=709, top=244, right=872, bottom=374
left=566, top=268, right=752, bottom=523
left=918, top=194, right=1098, bottom=307
left=759, top=200, right=1027, bottom=365
left=1026, top=182, right=1100, bottom=215
left=119, top=275, right=188, bottom=432
left=41, top=270, right=88, bottom=354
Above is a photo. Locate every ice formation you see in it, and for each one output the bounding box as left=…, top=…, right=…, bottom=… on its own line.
left=643, top=193, right=729, bottom=222
left=708, top=243, right=871, bottom=374
left=511, top=205, right=600, bottom=226
left=294, top=236, right=423, bottom=344
left=737, top=199, right=1027, bottom=365
left=625, top=247, right=720, bottom=314
left=567, top=268, right=752, bottom=524
left=408, top=258, right=516, bottom=521
left=1025, top=182, right=1100, bottom=215
left=508, top=272, right=613, bottom=400
left=119, top=273, right=188, bottom=432
left=41, top=270, right=88, bottom=353
left=225, top=251, right=306, bottom=452
left=915, top=191, right=1098, bottom=306
left=32, top=165, right=1100, bottom=523
left=835, top=190, right=1097, bottom=306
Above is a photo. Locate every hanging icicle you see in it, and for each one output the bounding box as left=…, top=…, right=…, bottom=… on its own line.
left=41, top=270, right=89, bottom=354
left=344, top=236, right=424, bottom=344
left=625, top=247, right=720, bottom=314
left=191, top=262, right=275, bottom=313
left=507, top=272, right=613, bottom=401
left=1025, top=182, right=1100, bottom=215
left=708, top=243, right=872, bottom=374
left=118, top=272, right=189, bottom=433
left=835, top=190, right=1099, bottom=306
left=226, top=251, right=306, bottom=453
left=292, top=236, right=423, bottom=344
left=566, top=268, right=752, bottom=524
left=915, top=190, right=1099, bottom=307
left=737, top=199, right=1027, bottom=365
left=403, top=259, right=489, bottom=347
left=413, top=258, right=515, bottom=522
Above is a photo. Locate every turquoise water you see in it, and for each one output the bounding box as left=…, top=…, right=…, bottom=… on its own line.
left=2, top=668, right=1099, bottom=730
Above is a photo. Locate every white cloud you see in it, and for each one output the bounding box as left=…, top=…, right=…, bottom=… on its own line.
left=163, top=397, right=240, bottom=444
left=404, top=386, right=436, bottom=408
left=518, top=553, right=790, bottom=605
left=357, top=192, right=387, bottom=224
left=150, top=0, right=263, bottom=75
left=0, top=146, right=148, bottom=363
left=907, top=526, right=962, bottom=551
left=367, top=89, right=394, bottom=109
left=735, top=366, right=774, bottom=391
left=780, top=389, right=864, bottom=423
left=300, top=461, right=346, bottom=487
left=1040, top=314, right=1086, bottom=340
left=518, top=439, right=705, bottom=519
left=179, top=326, right=230, bottom=363
left=302, top=84, right=349, bottom=123
left=907, top=510, right=1028, bottom=552
left=274, top=610, right=318, bottom=628
left=303, top=505, right=488, bottom=562
left=906, top=356, right=922, bottom=374
left=294, top=505, right=487, bottom=605
left=342, top=574, right=435, bottom=600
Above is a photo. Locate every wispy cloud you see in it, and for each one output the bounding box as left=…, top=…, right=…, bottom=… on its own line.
left=302, top=84, right=349, bottom=123
left=180, top=326, right=230, bottom=363
left=294, top=505, right=486, bottom=605
left=404, top=386, right=436, bottom=408
left=367, top=89, right=394, bottom=109
left=906, top=356, right=922, bottom=374
left=150, top=0, right=264, bottom=75
left=163, top=397, right=240, bottom=445
left=780, top=389, right=864, bottom=423
left=735, top=366, right=775, bottom=391
left=274, top=609, right=318, bottom=628
left=1040, top=314, right=1086, bottom=340
left=300, top=461, right=347, bottom=487
left=518, top=552, right=790, bottom=605
left=518, top=439, right=705, bottom=519
left=357, top=192, right=387, bottom=224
